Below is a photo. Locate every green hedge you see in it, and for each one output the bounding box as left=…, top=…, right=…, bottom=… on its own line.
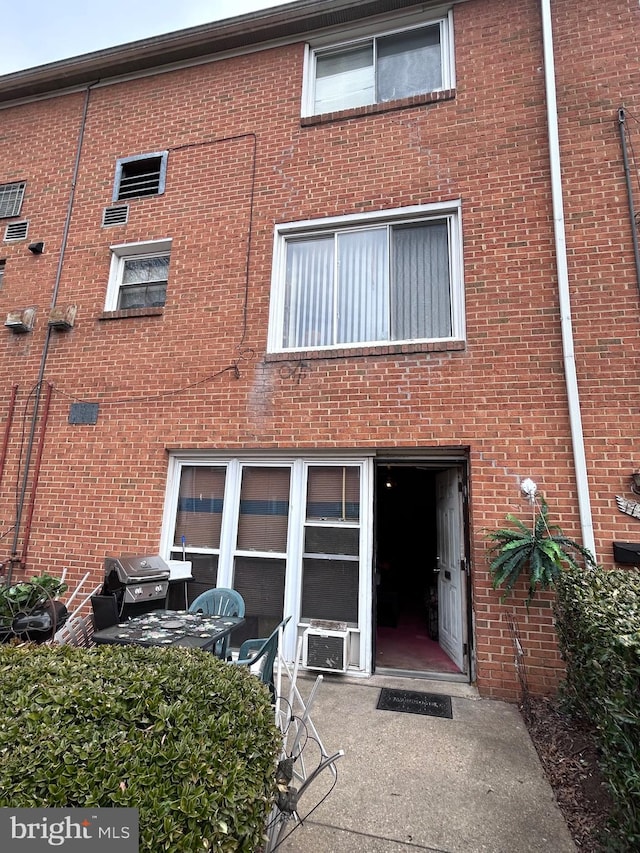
left=554, top=565, right=640, bottom=849
left=0, top=644, right=281, bottom=852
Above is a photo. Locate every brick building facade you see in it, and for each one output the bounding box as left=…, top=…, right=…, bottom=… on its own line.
left=0, top=0, right=638, bottom=699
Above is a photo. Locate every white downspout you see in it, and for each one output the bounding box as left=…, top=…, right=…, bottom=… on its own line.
left=540, top=0, right=596, bottom=560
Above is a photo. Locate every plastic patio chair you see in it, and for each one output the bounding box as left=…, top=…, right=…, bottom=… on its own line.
left=188, top=588, right=245, bottom=659
left=234, top=616, right=291, bottom=700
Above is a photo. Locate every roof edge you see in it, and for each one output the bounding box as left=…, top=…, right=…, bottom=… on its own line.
left=0, top=0, right=438, bottom=105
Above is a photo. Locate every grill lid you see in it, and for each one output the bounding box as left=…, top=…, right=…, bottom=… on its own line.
left=104, top=555, right=170, bottom=585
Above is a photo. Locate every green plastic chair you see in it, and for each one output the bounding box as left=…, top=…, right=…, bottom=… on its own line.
left=234, top=616, right=291, bottom=699
left=189, top=588, right=245, bottom=659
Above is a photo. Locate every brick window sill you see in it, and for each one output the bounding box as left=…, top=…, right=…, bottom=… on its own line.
left=98, top=307, right=164, bottom=321
left=301, top=89, right=456, bottom=127
left=265, top=340, right=466, bottom=363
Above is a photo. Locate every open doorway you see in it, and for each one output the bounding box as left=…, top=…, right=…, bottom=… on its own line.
left=374, top=462, right=469, bottom=678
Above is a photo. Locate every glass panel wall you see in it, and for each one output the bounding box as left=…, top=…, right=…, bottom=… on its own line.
left=166, top=459, right=366, bottom=660
left=233, top=466, right=291, bottom=645
left=302, top=466, right=360, bottom=626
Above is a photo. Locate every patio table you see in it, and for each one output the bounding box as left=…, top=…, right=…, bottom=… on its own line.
left=92, top=609, right=244, bottom=654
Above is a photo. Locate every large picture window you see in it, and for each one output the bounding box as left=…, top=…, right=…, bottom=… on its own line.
left=268, top=204, right=463, bottom=352
left=304, top=15, right=453, bottom=116
left=164, top=459, right=367, bottom=656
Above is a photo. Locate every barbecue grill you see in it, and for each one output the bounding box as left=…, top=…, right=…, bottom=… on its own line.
left=92, top=555, right=170, bottom=628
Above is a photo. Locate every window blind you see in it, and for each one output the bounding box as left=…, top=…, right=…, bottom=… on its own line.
left=237, top=467, right=290, bottom=552
left=174, top=466, right=226, bottom=549
left=306, top=466, right=360, bottom=521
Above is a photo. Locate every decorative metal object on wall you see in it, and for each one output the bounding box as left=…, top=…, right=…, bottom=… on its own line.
left=615, top=495, right=640, bottom=519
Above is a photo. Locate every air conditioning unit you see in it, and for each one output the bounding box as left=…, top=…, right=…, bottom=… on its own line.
left=48, top=304, right=77, bottom=330
left=5, top=307, right=36, bottom=333
left=303, top=620, right=350, bottom=673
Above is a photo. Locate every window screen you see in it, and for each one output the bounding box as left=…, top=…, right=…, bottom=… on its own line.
left=377, top=25, right=442, bottom=102
left=301, top=558, right=359, bottom=624
left=233, top=556, right=286, bottom=645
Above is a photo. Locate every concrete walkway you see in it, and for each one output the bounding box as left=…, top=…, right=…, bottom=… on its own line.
left=274, top=673, right=576, bottom=853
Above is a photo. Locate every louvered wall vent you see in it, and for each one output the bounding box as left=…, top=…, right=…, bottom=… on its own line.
left=102, top=205, right=129, bottom=226
left=4, top=221, right=28, bottom=241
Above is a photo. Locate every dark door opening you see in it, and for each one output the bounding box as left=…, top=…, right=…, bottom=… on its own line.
left=374, top=464, right=464, bottom=676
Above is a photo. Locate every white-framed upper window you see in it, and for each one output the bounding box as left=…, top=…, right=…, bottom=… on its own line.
left=112, top=152, right=168, bottom=201
left=0, top=181, right=26, bottom=219
left=303, top=13, right=454, bottom=116
left=268, top=202, right=464, bottom=353
left=105, top=239, right=171, bottom=311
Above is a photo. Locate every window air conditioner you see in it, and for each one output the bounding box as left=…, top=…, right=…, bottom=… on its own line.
left=303, top=620, right=350, bottom=673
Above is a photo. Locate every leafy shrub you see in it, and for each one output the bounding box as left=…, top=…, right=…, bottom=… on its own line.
left=0, top=644, right=281, bottom=851
left=0, top=573, right=68, bottom=623
left=555, top=565, right=640, bottom=849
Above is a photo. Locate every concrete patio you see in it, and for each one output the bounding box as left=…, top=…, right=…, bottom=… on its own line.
left=273, top=673, right=575, bottom=853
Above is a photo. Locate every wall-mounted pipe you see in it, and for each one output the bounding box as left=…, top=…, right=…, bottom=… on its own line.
left=618, top=108, right=640, bottom=294
left=540, top=0, right=596, bottom=560
left=0, top=384, right=18, bottom=490
left=7, top=85, right=93, bottom=585
left=20, top=382, right=53, bottom=566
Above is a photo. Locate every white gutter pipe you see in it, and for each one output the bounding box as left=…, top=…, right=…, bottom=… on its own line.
left=540, top=0, right=597, bottom=560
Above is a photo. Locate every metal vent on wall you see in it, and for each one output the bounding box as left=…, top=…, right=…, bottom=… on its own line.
left=117, top=158, right=163, bottom=199
left=102, top=205, right=129, bottom=226
left=4, top=221, right=28, bottom=241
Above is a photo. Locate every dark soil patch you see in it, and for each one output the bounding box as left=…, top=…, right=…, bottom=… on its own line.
left=521, top=696, right=613, bottom=851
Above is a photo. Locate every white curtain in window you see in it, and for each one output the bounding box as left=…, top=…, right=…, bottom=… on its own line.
left=314, top=44, right=374, bottom=113
left=377, top=26, right=442, bottom=102
left=392, top=222, right=451, bottom=340
left=337, top=228, right=388, bottom=344
left=284, top=237, right=334, bottom=347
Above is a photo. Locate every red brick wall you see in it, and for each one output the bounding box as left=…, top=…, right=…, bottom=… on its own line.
left=0, top=0, right=638, bottom=699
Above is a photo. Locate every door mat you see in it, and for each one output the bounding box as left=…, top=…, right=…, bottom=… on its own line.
left=376, top=688, right=453, bottom=718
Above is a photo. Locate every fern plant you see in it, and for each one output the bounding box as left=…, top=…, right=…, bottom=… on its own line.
left=487, top=497, right=596, bottom=606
